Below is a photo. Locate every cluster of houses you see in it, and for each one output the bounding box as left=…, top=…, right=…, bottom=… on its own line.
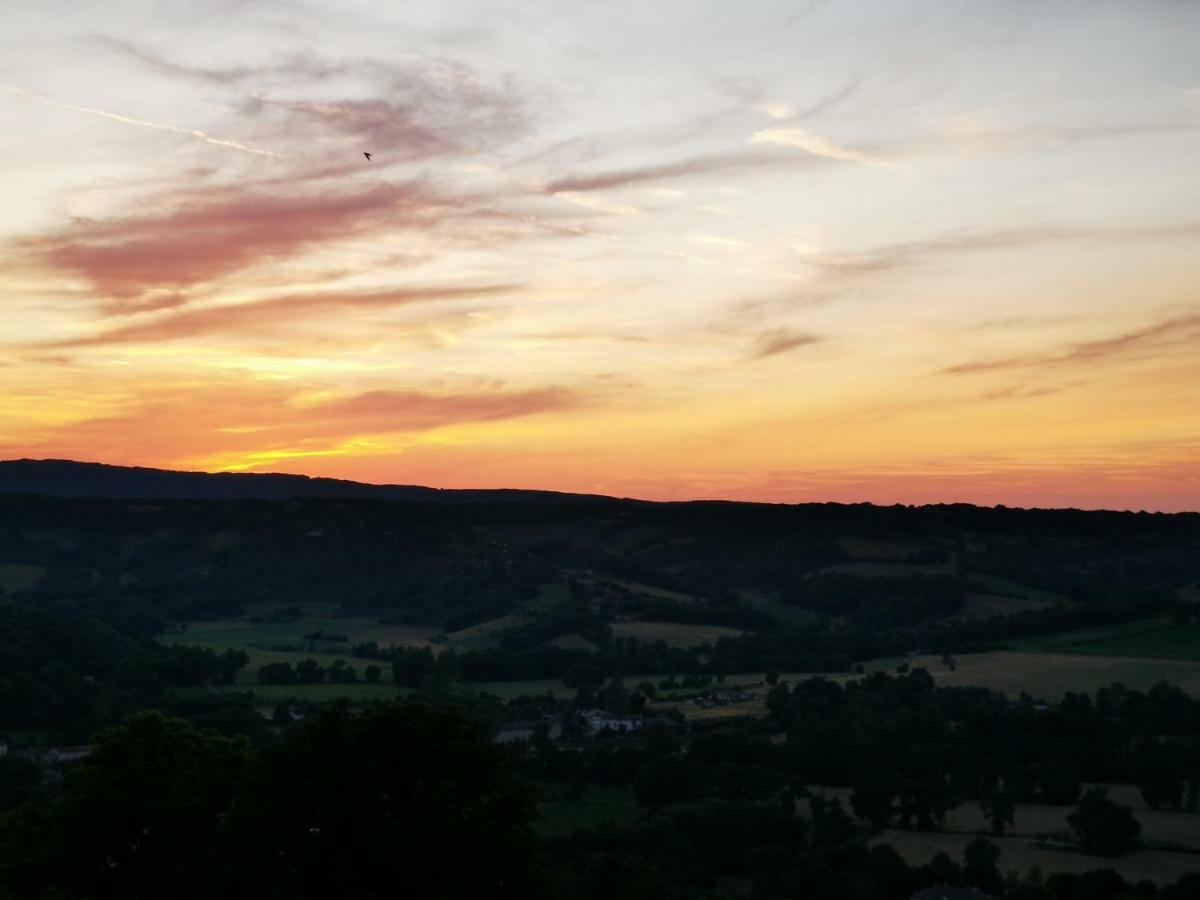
left=691, top=688, right=754, bottom=709
left=1, top=740, right=91, bottom=782
left=493, top=709, right=646, bottom=744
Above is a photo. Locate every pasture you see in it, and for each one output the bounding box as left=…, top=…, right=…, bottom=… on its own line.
left=536, top=783, right=640, bottom=836
left=966, top=573, right=1065, bottom=604
left=168, top=613, right=443, bottom=686
left=739, top=589, right=819, bottom=627
left=446, top=614, right=528, bottom=649
left=607, top=577, right=700, bottom=604
left=1015, top=618, right=1200, bottom=661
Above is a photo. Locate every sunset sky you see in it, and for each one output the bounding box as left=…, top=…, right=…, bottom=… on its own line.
left=2, top=1, right=1198, bottom=510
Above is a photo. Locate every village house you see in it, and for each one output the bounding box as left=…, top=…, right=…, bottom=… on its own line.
left=583, top=710, right=643, bottom=735
left=493, top=719, right=563, bottom=744
left=48, top=746, right=91, bottom=766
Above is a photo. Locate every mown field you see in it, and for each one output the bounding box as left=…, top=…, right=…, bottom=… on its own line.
left=610, top=621, right=743, bottom=647
left=874, top=830, right=1200, bottom=884
left=854, top=651, right=1200, bottom=699
left=803, top=784, right=1200, bottom=884
left=803, top=785, right=1200, bottom=849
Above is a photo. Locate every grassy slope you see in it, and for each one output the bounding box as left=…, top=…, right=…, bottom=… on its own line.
left=1014, top=617, right=1200, bottom=661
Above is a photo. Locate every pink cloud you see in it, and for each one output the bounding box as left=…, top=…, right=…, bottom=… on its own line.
left=31, top=182, right=431, bottom=302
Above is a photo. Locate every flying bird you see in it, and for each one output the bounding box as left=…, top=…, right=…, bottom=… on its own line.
left=363, top=152, right=372, bottom=161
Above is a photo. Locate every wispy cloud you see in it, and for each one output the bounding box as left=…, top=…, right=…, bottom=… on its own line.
left=814, top=222, right=1200, bottom=277
left=2, top=381, right=584, bottom=471
left=542, top=152, right=792, bottom=194
left=751, top=125, right=879, bottom=165
left=944, top=312, right=1200, bottom=376
left=28, top=182, right=432, bottom=302
left=751, top=328, right=822, bottom=359
left=979, top=382, right=1085, bottom=401
left=44, top=282, right=518, bottom=347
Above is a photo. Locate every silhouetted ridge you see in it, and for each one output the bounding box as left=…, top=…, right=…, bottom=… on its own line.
left=0, top=459, right=610, bottom=503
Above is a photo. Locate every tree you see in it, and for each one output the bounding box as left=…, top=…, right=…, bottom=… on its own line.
left=563, top=661, right=606, bottom=691
left=271, top=702, right=293, bottom=726
left=222, top=701, right=548, bottom=898
left=962, top=836, right=1003, bottom=895
left=1135, top=748, right=1186, bottom=810
left=634, top=755, right=693, bottom=806
left=850, top=770, right=899, bottom=829
left=258, top=661, right=296, bottom=684
left=980, top=789, right=1015, bottom=835
left=216, top=649, right=249, bottom=684
left=391, top=645, right=436, bottom=687
left=0, top=712, right=249, bottom=899
left=326, top=659, right=357, bottom=684
left=810, top=795, right=857, bottom=847
left=1068, top=786, right=1141, bottom=856
left=364, top=664, right=382, bottom=683
left=765, top=671, right=780, bottom=686
left=1039, top=761, right=1081, bottom=805
left=295, top=658, right=325, bottom=684
left=0, top=703, right=550, bottom=900
left=0, top=755, right=42, bottom=811
left=599, top=678, right=630, bottom=715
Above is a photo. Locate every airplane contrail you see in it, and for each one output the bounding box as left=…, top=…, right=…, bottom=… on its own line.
left=0, top=84, right=280, bottom=159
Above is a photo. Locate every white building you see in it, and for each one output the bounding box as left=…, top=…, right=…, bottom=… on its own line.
left=584, top=711, right=642, bottom=734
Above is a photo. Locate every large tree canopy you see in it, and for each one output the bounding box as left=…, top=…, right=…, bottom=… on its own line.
left=0, top=702, right=547, bottom=900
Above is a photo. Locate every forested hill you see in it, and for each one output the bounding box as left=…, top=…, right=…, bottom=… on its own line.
left=0, top=459, right=612, bottom=503
left=0, top=463, right=1196, bottom=642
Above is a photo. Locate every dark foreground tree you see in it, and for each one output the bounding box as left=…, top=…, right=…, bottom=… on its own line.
left=980, top=789, right=1015, bottom=835
left=220, top=701, right=547, bottom=899
left=1067, top=786, right=1142, bottom=857
left=0, top=702, right=548, bottom=900
left=0, top=711, right=249, bottom=900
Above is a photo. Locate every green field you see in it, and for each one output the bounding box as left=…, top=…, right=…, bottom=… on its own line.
left=836, top=536, right=940, bottom=560
left=962, top=592, right=1055, bottom=620
left=0, top=562, right=45, bottom=592
left=536, top=783, right=640, bottom=836
left=167, top=614, right=443, bottom=686
left=738, top=589, right=819, bottom=627
left=853, top=651, right=1200, bottom=699
left=966, top=572, right=1066, bottom=604
left=1014, top=618, right=1200, bottom=661
left=820, top=561, right=955, bottom=578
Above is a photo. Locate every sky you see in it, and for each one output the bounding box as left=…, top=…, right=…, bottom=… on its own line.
left=1, top=1, right=1198, bottom=511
